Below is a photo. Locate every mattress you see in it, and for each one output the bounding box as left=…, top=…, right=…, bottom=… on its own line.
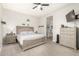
left=17, top=33, right=45, bottom=45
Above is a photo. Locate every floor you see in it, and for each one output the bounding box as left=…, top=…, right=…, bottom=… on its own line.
left=1, top=40, right=79, bottom=56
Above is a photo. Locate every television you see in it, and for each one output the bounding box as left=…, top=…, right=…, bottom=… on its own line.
left=66, top=10, right=75, bottom=22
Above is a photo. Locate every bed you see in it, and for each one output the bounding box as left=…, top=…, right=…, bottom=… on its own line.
left=16, top=26, right=46, bottom=51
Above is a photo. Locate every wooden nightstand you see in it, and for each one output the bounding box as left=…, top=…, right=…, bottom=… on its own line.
left=3, top=32, right=17, bottom=44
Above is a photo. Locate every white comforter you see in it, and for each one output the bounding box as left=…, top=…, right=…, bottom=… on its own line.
left=17, top=33, right=45, bottom=45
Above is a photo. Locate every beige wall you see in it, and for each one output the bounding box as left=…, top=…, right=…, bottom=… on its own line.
left=2, top=9, right=39, bottom=37
left=39, top=4, right=79, bottom=42
left=2, top=3, right=79, bottom=43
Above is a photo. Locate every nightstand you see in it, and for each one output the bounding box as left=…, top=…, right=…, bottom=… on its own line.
left=3, top=32, right=17, bottom=44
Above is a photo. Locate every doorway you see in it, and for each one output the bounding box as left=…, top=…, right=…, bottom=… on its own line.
left=46, top=16, right=53, bottom=40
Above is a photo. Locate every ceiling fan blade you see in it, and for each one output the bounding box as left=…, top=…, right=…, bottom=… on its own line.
left=41, top=4, right=49, bottom=6
left=33, top=6, right=38, bottom=9
left=34, top=3, right=41, bottom=5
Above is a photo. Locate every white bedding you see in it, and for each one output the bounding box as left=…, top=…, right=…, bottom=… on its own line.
left=17, top=33, right=45, bottom=45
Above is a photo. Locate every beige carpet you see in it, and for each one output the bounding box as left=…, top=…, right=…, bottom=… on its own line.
left=0, top=41, right=79, bottom=56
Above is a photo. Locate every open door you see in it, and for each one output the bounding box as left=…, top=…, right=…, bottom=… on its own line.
left=46, top=16, right=53, bottom=40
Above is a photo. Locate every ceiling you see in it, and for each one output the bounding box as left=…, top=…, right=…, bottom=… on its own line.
left=2, top=3, right=68, bottom=17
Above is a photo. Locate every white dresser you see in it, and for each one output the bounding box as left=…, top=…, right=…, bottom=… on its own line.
left=60, top=27, right=79, bottom=49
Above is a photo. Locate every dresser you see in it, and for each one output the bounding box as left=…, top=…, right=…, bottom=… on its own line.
left=3, top=32, right=17, bottom=44
left=60, top=27, right=79, bottom=49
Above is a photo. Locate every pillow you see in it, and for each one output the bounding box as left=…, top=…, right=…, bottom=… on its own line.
left=27, top=31, right=34, bottom=34
left=19, top=31, right=35, bottom=35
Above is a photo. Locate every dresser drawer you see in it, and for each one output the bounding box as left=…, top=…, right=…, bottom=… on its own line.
left=60, top=27, right=76, bottom=49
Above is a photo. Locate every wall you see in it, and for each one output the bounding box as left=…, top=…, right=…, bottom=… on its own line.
left=0, top=4, right=3, bottom=52
left=37, top=17, right=46, bottom=35
left=2, top=3, right=79, bottom=43
left=39, top=4, right=79, bottom=42
left=2, top=9, right=39, bottom=37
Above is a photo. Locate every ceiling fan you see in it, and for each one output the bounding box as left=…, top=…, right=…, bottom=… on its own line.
left=32, top=3, right=49, bottom=11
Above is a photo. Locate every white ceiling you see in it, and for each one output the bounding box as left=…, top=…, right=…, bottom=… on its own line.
left=2, top=3, right=68, bottom=17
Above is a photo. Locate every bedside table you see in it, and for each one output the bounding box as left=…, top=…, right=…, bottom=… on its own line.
left=3, top=32, right=17, bottom=44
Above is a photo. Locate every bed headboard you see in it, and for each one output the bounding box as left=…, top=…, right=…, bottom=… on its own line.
left=16, top=26, right=34, bottom=34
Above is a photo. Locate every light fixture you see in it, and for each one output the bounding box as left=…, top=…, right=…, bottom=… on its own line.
left=1, top=21, right=6, bottom=24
